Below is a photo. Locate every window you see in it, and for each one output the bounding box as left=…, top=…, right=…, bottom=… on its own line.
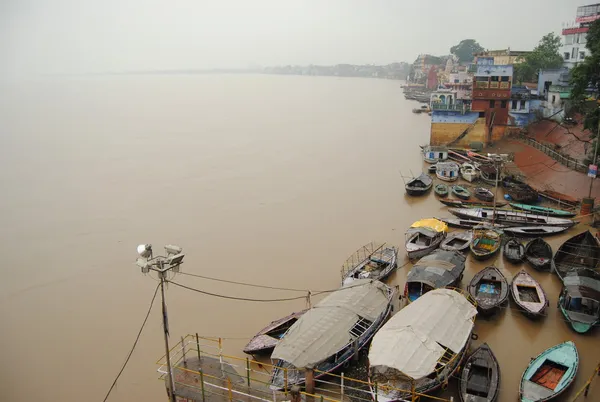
left=501, top=76, right=510, bottom=82
left=476, top=76, right=488, bottom=82
left=512, top=100, right=518, bottom=110
left=572, top=47, right=578, bottom=59
left=479, top=111, right=485, bottom=118
left=580, top=33, right=587, bottom=44
left=564, top=52, right=570, bottom=60
left=580, top=52, right=586, bottom=60
left=520, top=100, right=526, bottom=109
left=565, top=34, right=574, bottom=45
left=501, top=100, right=507, bottom=108
left=490, top=100, right=496, bottom=108
left=490, top=76, right=499, bottom=82
left=552, top=95, right=556, bottom=104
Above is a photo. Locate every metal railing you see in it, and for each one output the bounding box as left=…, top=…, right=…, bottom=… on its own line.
left=157, top=335, right=458, bottom=402
left=476, top=81, right=489, bottom=89
left=515, top=134, right=587, bottom=173
left=431, top=103, right=471, bottom=113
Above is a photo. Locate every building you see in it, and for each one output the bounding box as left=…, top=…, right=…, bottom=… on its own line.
left=561, top=3, right=600, bottom=68
left=445, top=72, right=473, bottom=100
left=536, top=68, right=572, bottom=120
left=508, top=86, right=542, bottom=127
left=473, top=49, right=531, bottom=65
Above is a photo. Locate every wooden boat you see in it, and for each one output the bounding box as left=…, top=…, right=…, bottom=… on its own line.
left=479, top=164, right=501, bottom=185
left=434, top=183, right=449, bottom=197
left=535, top=188, right=579, bottom=207
left=510, top=270, right=548, bottom=317
left=405, top=250, right=466, bottom=302
left=503, top=238, right=525, bottom=264
left=459, top=343, right=500, bottom=402
left=502, top=174, right=526, bottom=188
left=470, top=229, right=503, bottom=260
left=440, top=231, right=473, bottom=252
left=524, top=238, right=553, bottom=271
left=474, top=187, right=494, bottom=202
left=428, top=164, right=437, bottom=174
left=423, top=146, right=448, bottom=163
left=340, top=243, right=398, bottom=286
left=558, top=268, right=600, bottom=334
left=405, top=218, right=447, bottom=260
left=502, top=226, right=570, bottom=237
left=243, top=310, right=307, bottom=355
left=439, top=217, right=505, bottom=230
left=519, top=341, right=578, bottom=402
left=436, top=161, right=460, bottom=182
left=506, top=184, right=539, bottom=204
left=460, top=163, right=479, bottom=182
left=439, top=199, right=507, bottom=208
left=509, top=203, right=576, bottom=218
left=452, top=185, right=471, bottom=200
left=370, top=289, right=477, bottom=401
left=405, top=173, right=433, bottom=196
left=270, top=280, right=394, bottom=389
left=552, top=230, right=600, bottom=280
left=448, top=208, right=576, bottom=227
left=468, top=266, right=509, bottom=315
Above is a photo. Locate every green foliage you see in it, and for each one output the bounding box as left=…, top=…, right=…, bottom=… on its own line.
left=571, top=19, right=600, bottom=134
left=450, top=40, right=484, bottom=63
left=513, top=33, right=563, bottom=83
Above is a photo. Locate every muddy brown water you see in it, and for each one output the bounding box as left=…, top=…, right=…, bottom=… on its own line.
left=0, top=75, right=597, bottom=402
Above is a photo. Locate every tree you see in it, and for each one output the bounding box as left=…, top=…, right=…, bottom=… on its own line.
left=571, top=19, right=600, bottom=134
left=513, top=33, right=563, bottom=83
left=450, top=40, right=484, bottom=63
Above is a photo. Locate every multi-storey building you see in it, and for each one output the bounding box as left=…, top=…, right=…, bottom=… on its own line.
left=561, top=3, right=600, bottom=68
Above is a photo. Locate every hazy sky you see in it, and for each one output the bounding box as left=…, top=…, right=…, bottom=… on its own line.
left=0, top=0, right=593, bottom=77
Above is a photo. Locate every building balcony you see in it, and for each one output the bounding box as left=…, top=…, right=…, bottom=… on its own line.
left=476, top=81, right=489, bottom=89
left=500, top=82, right=510, bottom=89
left=490, top=82, right=499, bottom=89
left=431, top=102, right=471, bottom=112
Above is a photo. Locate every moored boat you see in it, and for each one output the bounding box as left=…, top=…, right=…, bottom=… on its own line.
left=440, top=231, right=473, bottom=252
left=243, top=310, right=307, bottom=355
left=460, top=163, right=479, bottom=182
left=448, top=208, right=576, bottom=227
left=552, top=230, right=600, bottom=280
left=479, top=165, right=501, bottom=185
left=439, top=199, right=507, bottom=208
left=509, top=203, right=576, bottom=218
left=506, top=184, right=539, bottom=204
left=468, top=266, right=509, bottom=315
left=535, top=188, right=579, bottom=206
left=439, top=217, right=496, bottom=229
left=519, top=341, right=578, bottom=402
left=369, top=289, right=477, bottom=401
left=558, top=268, right=600, bottom=334
left=270, top=280, right=394, bottom=389
left=436, top=161, right=460, bottom=182
left=511, top=270, right=548, bottom=317
left=502, top=226, right=570, bottom=237
left=428, top=164, right=438, bottom=174
left=459, top=343, right=500, bottom=402
left=452, top=185, right=471, bottom=200
left=434, top=183, right=449, bottom=197
left=470, top=229, right=503, bottom=260
left=503, top=238, right=525, bottom=264
left=405, top=173, right=432, bottom=196
left=524, top=238, right=553, bottom=271
left=404, top=249, right=466, bottom=302
left=423, top=146, right=448, bottom=163
left=341, top=242, right=398, bottom=286
left=405, top=218, right=447, bottom=260
left=474, top=187, right=494, bottom=202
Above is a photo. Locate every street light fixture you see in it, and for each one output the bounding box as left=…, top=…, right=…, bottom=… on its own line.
left=135, top=243, right=185, bottom=402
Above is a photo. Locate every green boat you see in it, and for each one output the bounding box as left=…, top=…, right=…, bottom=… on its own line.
left=434, top=183, right=449, bottom=197
left=558, top=268, right=600, bottom=334
left=509, top=203, right=576, bottom=218
left=452, top=185, right=471, bottom=200
left=519, top=341, right=578, bottom=402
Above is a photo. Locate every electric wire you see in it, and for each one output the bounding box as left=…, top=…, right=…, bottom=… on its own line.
left=102, top=282, right=161, bottom=402
left=167, top=280, right=311, bottom=302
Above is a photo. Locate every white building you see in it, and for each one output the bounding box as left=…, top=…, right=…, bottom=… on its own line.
left=561, top=3, right=600, bottom=68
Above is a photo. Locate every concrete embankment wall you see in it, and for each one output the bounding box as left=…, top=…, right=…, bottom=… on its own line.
left=429, top=111, right=487, bottom=147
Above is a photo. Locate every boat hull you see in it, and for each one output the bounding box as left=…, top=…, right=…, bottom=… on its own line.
left=511, top=270, right=548, bottom=318
left=503, top=239, right=525, bottom=264
left=468, top=266, right=508, bottom=315
left=459, top=343, right=500, bottom=402
left=525, top=238, right=553, bottom=271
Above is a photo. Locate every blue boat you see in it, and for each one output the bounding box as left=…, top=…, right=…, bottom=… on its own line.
left=519, top=341, right=579, bottom=402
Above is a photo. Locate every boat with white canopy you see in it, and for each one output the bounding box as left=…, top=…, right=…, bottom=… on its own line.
left=369, top=288, right=477, bottom=401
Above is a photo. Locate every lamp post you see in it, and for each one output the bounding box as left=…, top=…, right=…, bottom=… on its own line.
left=136, top=244, right=185, bottom=402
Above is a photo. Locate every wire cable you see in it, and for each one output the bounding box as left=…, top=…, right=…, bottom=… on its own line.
left=167, top=280, right=310, bottom=302
left=102, top=282, right=161, bottom=402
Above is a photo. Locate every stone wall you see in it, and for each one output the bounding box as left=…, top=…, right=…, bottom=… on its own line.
left=430, top=118, right=488, bottom=147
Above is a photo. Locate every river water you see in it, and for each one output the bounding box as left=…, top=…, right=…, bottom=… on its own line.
left=0, top=75, right=597, bottom=402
